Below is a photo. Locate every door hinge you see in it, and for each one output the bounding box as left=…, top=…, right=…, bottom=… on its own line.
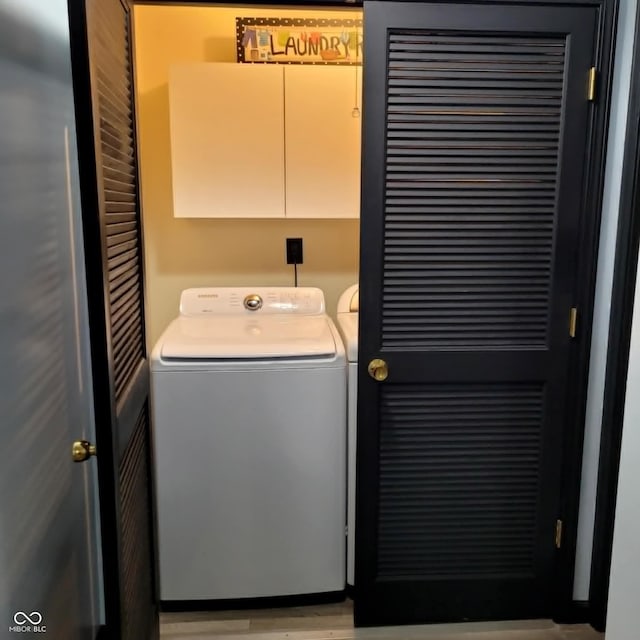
left=569, top=307, right=578, bottom=338
left=588, top=67, right=597, bottom=102
left=555, top=519, right=563, bottom=549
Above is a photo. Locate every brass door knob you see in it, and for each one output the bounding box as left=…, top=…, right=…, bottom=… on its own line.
left=72, top=440, right=97, bottom=463
left=368, top=358, right=389, bottom=382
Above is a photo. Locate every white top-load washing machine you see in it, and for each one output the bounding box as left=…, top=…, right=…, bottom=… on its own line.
left=151, top=287, right=347, bottom=601
left=336, top=284, right=359, bottom=587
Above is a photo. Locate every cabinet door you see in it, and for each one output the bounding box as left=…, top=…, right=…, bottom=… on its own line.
left=169, top=64, right=285, bottom=218
left=284, top=66, right=362, bottom=219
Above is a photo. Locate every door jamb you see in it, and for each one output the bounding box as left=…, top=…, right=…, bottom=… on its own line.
left=551, top=0, right=619, bottom=623
left=589, top=5, right=640, bottom=631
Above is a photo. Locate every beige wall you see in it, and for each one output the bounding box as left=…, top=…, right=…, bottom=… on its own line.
left=133, top=4, right=362, bottom=348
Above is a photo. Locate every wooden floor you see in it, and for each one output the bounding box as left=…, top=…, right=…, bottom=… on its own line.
left=160, top=601, right=603, bottom=640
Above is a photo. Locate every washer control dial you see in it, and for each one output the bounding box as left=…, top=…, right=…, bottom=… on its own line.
left=244, top=294, right=263, bottom=311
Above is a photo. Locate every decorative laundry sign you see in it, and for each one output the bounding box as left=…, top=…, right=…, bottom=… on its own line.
left=236, top=17, right=363, bottom=65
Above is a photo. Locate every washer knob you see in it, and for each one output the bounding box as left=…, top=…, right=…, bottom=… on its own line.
left=244, top=294, right=263, bottom=311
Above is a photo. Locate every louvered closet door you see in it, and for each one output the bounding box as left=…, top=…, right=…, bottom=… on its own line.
left=72, top=0, right=157, bottom=638
left=356, top=1, right=597, bottom=625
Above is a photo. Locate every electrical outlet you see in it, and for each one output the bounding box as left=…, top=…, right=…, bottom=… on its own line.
left=286, top=238, right=303, bottom=265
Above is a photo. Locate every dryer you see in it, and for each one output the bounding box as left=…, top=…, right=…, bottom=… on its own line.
left=336, top=284, right=359, bottom=588
left=151, top=287, right=347, bottom=601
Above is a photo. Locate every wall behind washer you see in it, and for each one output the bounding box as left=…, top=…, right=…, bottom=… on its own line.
left=133, top=5, right=361, bottom=348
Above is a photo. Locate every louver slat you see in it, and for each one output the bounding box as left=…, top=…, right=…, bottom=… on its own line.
left=382, top=33, right=565, bottom=349
left=378, top=384, right=544, bottom=579
left=92, top=0, right=144, bottom=400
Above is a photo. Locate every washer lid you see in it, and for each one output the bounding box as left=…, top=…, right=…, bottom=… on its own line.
left=337, top=312, right=358, bottom=362
left=160, top=315, right=336, bottom=359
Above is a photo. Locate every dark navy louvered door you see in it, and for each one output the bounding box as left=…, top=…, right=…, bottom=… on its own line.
left=356, top=1, right=598, bottom=625
left=70, top=0, right=157, bottom=638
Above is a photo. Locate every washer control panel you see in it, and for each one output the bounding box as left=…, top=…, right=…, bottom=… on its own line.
left=180, top=287, right=326, bottom=316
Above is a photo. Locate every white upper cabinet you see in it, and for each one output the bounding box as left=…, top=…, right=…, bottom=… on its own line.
left=169, top=64, right=285, bottom=218
left=168, top=63, right=362, bottom=218
left=284, top=65, right=362, bottom=219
